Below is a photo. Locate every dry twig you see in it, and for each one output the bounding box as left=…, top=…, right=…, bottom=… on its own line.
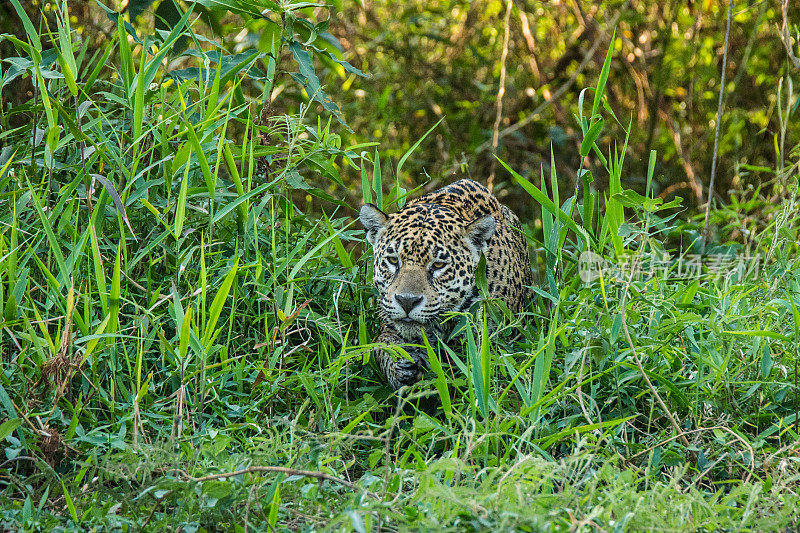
left=487, top=0, right=514, bottom=191
left=658, top=108, right=703, bottom=205
left=516, top=7, right=540, bottom=82
left=780, top=0, right=800, bottom=69
left=702, top=0, right=733, bottom=250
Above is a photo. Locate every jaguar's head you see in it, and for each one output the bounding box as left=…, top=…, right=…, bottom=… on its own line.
left=360, top=202, right=495, bottom=336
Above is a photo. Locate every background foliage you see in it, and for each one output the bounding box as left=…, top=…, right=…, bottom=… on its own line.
left=0, top=0, right=799, bottom=530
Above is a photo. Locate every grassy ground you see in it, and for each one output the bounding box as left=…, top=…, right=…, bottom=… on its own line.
left=1, top=3, right=799, bottom=531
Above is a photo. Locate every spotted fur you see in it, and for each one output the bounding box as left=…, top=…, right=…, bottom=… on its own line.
left=360, top=179, right=532, bottom=389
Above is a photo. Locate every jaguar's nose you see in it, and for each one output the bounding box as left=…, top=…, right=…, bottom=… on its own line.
left=394, top=293, right=424, bottom=315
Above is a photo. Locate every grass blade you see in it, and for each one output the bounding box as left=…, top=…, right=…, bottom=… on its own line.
left=26, top=180, right=68, bottom=285
left=592, top=27, right=616, bottom=117
left=497, top=156, right=592, bottom=248
left=202, top=257, right=239, bottom=349
left=423, top=333, right=452, bottom=419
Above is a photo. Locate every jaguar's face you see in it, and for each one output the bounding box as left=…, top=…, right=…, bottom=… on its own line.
left=360, top=202, right=495, bottom=336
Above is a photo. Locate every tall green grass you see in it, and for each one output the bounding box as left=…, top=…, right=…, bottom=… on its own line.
left=0, top=2, right=798, bottom=530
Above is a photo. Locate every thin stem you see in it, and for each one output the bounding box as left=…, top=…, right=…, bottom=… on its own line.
left=487, top=0, right=513, bottom=192
left=702, top=0, right=733, bottom=252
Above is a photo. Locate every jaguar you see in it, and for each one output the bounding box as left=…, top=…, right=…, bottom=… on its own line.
left=360, top=179, right=532, bottom=389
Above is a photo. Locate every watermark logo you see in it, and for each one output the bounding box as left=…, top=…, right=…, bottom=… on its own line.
left=578, top=251, right=606, bottom=282
left=578, top=251, right=762, bottom=282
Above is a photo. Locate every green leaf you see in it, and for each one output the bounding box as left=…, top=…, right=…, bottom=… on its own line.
left=61, top=482, right=78, bottom=524
left=77, top=314, right=111, bottom=368
left=497, top=157, right=592, bottom=248
left=222, top=141, right=248, bottom=229
left=0, top=418, right=22, bottom=441
left=339, top=407, right=372, bottom=435
left=109, top=243, right=122, bottom=334
left=592, top=27, right=616, bottom=117
left=761, top=343, right=773, bottom=378
left=781, top=289, right=800, bottom=341
left=580, top=117, right=604, bottom=157
left=179, top=305, right=194, bottom=362
left=422, top=334, right=451, bottom=419
left=0, top=381, right=19, bottom=421
left=180, top=113, right=216, bottom=202
left=372, top=148, right=382, bottom=210
left=306, top=43, right=369, bottom=78
left=360, top=153, right=372, bottom=205
left=212, top=181, right=275, bottom=225
left=288, top=41, right=348, bottom=128
left=91, top=174, right=137, bottom=239
left=132, top=38, right=147, bottom=143
left=396, top=117, right=444, bottom=180
left=115, top=8, right=134, bottom=98
left=580, top=168, right=595, bottom=236
left=268, top=482, right=280, bottom=529
left=174, top=154, right=191, bottom=240
left=54, top=1, right=78, bottom=97
left=4, top=293, right=17, bottom=322
left=479, top=309, right=491, bottom=414
left=9, top=0, right=42, bottom=53
left=723, top=330, right=791, bottom=342
left=27, top=180, right=69, bottom=284
left=645, top=149, right=657, bottom=199
left=323, top=214, right=353, bottom=269
left=202, top=258, right=239, bottom=349
left=539, top=416, right=635, bottom=449
left=610, top=189, right=683, bottom=212
left=194, top=0, right=281, bottom=17
left=144, top=6, right=194, bottom=87
left=466, top=327, right=486, bottom=419
left=475, top=253, right=489, bottom=300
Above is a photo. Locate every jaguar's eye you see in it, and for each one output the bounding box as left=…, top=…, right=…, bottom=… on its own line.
left=430, top=260, right=447, bottom=270
left=387, top=256, right=399, bottom=266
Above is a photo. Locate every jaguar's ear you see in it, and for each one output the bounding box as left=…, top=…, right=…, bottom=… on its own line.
left=463, top=215, right=495, bottom=254
left=359, top=204, right=389, bottom=247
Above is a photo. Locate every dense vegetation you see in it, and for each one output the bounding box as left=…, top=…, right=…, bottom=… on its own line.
left=1, top=0, right=799, bottom=530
